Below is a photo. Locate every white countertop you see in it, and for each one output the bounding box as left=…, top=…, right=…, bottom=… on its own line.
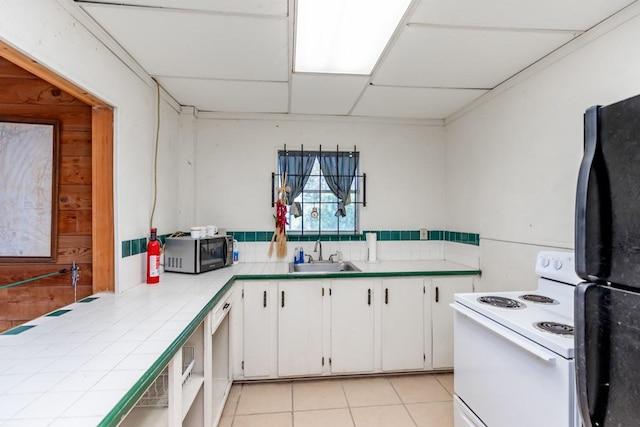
left=231, top=259, right=478, bottom=276
left=0, top=259, right=478, bottom=426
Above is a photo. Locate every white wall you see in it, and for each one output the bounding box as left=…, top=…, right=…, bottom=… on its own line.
left=445, top=11, right=640, bottom=291
left=195, top=116, right=447, bottom=232
left=0, top=1, right=182, bottom=292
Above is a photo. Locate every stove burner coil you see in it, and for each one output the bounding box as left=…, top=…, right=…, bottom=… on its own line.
left=534, top=321, right=574, bottom=336
left=477, top=296, right=525, bottom=309
left=519, top=294, right=558, bottom=304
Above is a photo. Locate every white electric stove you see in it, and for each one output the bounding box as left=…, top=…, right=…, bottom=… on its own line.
left=452, top=251, right=582, bottom=427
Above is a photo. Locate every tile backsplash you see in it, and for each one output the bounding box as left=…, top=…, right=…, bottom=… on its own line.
left=228, top=229, right=479, bottom=245
left=120, top=230, right=480, bottom=259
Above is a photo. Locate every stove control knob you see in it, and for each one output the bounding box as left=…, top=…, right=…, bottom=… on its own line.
left=541, top=257, right=550, bottom=267
left=553, top=259, right=563, bottom=270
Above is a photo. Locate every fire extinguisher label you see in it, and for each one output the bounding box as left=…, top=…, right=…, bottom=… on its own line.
left=150, top=256, right=160, bottom=277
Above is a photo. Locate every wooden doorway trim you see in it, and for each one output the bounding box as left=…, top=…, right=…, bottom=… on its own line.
left=92, top=107, right=114, bottom=293
left=0, top=40, right=115, bottom=293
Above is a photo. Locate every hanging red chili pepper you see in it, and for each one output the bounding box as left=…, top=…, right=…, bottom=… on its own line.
left=276, top=199, right=288, bottom=232
left=269, top=172, right=291, bottom=259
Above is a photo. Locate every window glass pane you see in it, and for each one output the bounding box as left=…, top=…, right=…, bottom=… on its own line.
left=280, top=150, right=359, bottom=234
left=338, top=198, right=356, bottom=231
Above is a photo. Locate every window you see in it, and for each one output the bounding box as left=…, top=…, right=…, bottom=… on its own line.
left=277, top=149, right=361, bottom=235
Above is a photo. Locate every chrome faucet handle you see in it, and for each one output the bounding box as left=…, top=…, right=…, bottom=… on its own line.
left=328, top=253, right=338, bottom=262
left=305, top=254, right=314, bottom=263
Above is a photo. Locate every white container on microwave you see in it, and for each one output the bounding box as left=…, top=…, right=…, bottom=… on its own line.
left=164, top=235, right=233, bottom=274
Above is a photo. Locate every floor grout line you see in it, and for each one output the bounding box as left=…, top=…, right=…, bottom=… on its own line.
left=342, top=378, right=356, bottom=427
left=223, top=373, right=455, bottom=427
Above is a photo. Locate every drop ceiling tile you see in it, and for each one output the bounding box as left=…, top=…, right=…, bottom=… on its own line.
left=373, top=26, right=576, bottom=88
left=76, top=0, right=288, bottom=16
left=352, top=86, right=487, bottom=120
left=290, top=74, right=370, bottom=116
left=80, top=4, right=288, bottom=81
left=157, top=77, right=288, bottom=113
left=409, top=0, right=635, bottom=30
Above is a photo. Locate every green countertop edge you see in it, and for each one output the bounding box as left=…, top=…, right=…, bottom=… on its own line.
left=238, top=269, right=481, bottom=281
left=98, top=268, right=481, bottom=426
left=98, top=278, right=235, bottom=427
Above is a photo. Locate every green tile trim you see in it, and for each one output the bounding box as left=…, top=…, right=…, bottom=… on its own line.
left=122, top=235, right=158, bottom=258
left=119, top=228, right=477, bottom=257
left=122, top=240, right=131, bottom=258
left=78, top=297, right=99, bottom=303
left=46, top=309, right=72, bottom=317
left=443, top=230, right=480, bottom=246
left=131, top=239, right=140, bottom=256
left=1, top=325, right=36, bottom=335
left=227, top=229, right=479, bottom=245
left=139, top=238, right=147, bottom=253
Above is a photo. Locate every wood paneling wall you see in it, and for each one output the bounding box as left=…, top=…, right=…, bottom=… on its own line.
left=0, top=57, right=94, bottom=332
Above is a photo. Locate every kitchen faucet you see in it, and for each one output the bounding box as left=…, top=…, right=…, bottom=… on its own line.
left=314, top=239, right=323, bottom=261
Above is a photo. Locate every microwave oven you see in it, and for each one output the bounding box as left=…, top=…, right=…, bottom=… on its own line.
left=164, top=235, right=233, bottom=274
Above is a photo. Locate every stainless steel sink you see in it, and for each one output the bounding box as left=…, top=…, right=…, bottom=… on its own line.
left=288, top=261, right=361, bottom=273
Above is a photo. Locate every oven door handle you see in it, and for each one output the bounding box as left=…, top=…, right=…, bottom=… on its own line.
left=452, top=303, right=557, bottom=364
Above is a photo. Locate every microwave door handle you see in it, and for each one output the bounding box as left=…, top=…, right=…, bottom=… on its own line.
left=223, top=238, right=228, bottom=264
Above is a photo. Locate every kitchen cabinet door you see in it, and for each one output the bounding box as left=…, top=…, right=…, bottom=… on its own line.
left=431, top=277, right=473, bottom=368
left=277, top=280, right=324, bottom=377
left=330, top=280, right=375, bottom=374
left=242, top=282, right=275, bottom=378
left=381, top=278, right=425, bottom=371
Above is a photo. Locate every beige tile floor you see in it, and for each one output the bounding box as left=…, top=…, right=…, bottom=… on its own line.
left=219, top=372, right=454, bottom=427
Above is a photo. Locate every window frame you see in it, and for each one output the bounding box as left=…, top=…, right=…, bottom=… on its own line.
left=277, top=149, right=362, bottom=236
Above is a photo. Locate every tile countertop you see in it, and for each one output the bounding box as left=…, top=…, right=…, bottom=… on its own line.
left=0, top=260, right=480, bottom=427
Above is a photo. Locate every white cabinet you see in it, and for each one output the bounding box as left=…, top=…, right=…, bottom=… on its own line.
left=277, top=280, right=324, bottom=377
left=242, top=282, right=275, bottom=378
left=381, top=278, right=425, bottom=371
left=238, top=280, right=325, bottom=379
left=431, top=277, right=473, bottom=369
left=236, top=274, right=476, bottom=381
left=330, top=279, right=375, bottom=374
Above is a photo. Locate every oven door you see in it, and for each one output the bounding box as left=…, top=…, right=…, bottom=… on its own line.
left=454, top=396, right=486, bottom=427
left=453, top=303, right=577, bottom=427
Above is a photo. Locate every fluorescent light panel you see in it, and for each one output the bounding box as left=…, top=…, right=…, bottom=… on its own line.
left=295, top=0, right=412, bottom=75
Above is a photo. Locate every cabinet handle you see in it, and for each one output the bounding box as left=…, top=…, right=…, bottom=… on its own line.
left=263, top=290, right=267, bottom=308
left=435, top=286, right=439, bottom=303
left=223, top=302, right=230, bottom=310
left=281, top=290, right=285, bottom=308
left=385, top=288, right=389, bottom=304
left=367, top=289, right=371, bottom=306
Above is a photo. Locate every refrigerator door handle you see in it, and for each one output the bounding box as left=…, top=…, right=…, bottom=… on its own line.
left=575, top=105, right=600, bottom=280
left=575, top=282, right=607, bottom=427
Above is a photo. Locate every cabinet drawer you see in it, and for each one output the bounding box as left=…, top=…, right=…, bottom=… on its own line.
left=212, top=291, right=232, bottom=332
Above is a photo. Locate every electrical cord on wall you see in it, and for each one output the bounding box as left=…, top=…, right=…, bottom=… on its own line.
left=149, top=78, right=161, bottom=231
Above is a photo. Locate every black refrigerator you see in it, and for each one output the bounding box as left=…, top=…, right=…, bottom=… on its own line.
left=575, top=93, right=640, bottom=427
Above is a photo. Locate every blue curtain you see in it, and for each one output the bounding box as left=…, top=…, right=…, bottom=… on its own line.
left=320, top=152, right=359, bottom=217
left=278, top=151, right=316, bottom=217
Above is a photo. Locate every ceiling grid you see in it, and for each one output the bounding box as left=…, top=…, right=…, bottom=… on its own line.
left=73, top=0, right=637, bottom=119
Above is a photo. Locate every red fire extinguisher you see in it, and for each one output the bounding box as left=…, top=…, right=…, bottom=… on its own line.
left=147, top=228, right=160, bottom=284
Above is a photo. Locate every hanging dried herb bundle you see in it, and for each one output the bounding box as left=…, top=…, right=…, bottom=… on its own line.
left=268, top=172, right=290, bottom=259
